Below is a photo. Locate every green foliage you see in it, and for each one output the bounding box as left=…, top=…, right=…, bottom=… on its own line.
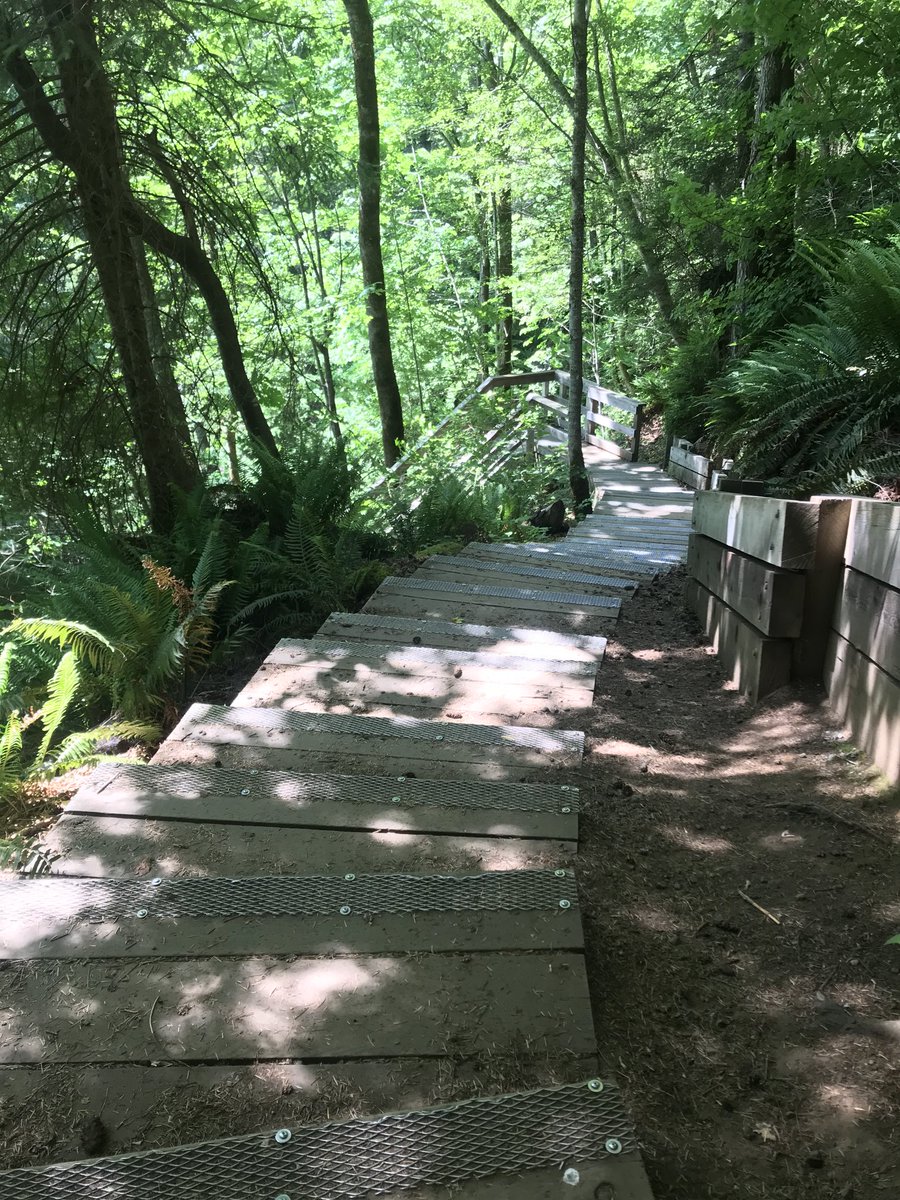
left=710, top=239, right=900, bottom=493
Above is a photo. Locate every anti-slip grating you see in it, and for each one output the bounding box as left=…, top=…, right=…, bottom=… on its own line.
left=82, top=763, right=581, bottom=813
left=378, top=576, right=621, bottom=609
left=0, top=870, right=578, bottom=923
left=0, top=1079, right=637, bottom=1200
left=176, top=704, right=585, bottom=754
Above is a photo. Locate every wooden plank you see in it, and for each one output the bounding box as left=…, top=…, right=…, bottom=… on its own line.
left=458, top=543, right=649, bottom=582
left=584, top=432, right=629, bottom=458
left=0, top=952, right=596, bottom=1063
left=233, top=663, right=590, bottom=727
left=686, top=579, right=792, bottom=703
left=589, top=410, right=634, bottom=437
left=692, top=491, right=819, bottom=569
left=363, top=588, right=619, bottom=637
left=834, top=568, right=900, bottom=682
left=152, top=704, right=585, bottom=781
left=668, top=445, right=712, bottom=484
left=269, top=639, right=598, bottom=681
left=554, top=369, right=640, bottom=413
left=317, top=613, right=609, bottom=662
left=41, top=814, right=574, bottom=877
left=369, top=577, right=621, bottom=614
left=793, top=496, right=852, bottom=681
left=824, top=632, right=900, bottom=783
left=1, top=890, right=584, bottom=961
left=415, top=556, right=633, bottom=597
left=479, top=370, right=557, bottom=391
left=845, top=498, right=900, bottom=589
left=66, top=762, right=579, bottom=840
left=686, top=533, right=806, bottom=637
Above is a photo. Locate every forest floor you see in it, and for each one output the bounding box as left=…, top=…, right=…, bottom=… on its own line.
left=583, top=567, right=900, bottom=1200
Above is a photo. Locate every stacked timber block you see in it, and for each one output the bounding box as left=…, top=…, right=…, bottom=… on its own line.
left=667, top=440, right=713, bottom=491
left=824, top=499, right=900, bottom=783
left=686, top=492, right=849, bottom=703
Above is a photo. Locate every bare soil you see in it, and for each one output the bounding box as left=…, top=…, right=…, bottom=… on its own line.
left=581, top=567, right=900, bottom=1199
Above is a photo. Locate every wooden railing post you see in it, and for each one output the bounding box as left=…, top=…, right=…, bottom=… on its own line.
left=631, top=404, right=645, bottom=462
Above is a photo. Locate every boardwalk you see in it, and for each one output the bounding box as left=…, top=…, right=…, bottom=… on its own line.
left=0, top=455, right=690, bottom=1199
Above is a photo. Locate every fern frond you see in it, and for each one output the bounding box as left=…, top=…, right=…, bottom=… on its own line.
left=35, top=650, right=80, bottom=766
left=7, top=618, right=118, bottom=672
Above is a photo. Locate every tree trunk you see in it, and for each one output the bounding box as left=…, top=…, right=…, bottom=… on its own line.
left=1, top=2, right=202, bottom=532
left=568, top=0, right=592, bottom=514
left=494, top=186, right=514, bottom=374
left=342, top=0, right=406, bottom=466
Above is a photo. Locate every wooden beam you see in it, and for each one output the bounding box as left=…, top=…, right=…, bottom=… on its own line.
left=686, top=579, right=792, bottom=703
left=834, top=567, right=900, bottom=682
left=668, top=446, right=712, bottom=491
left=845, top=498, right=900, bottom=589
left=824, top=631, right=900, bottom=783
left=687, top=533, right=806, bottom=637
left=792, top=497, right=852, bottom=681
left=692, top=492, right=819, bottom=569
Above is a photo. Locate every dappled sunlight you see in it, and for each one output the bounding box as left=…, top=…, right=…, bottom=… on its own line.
left=619, top=902, right=688, bottom=934
left=659, top=825, right=734, bottom=853
left=758, top=830, right=806, bottom=851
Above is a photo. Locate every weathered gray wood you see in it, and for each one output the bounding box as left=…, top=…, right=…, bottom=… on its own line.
left=42, top=814, right=573, bottom=877
left=0, top=952, right=596, bottom=1063
left=415, top=555, right=633, bottom=597
left=833, top=567, right=900, bottom=682
left=153, top=704, right=584, bottom=781
left=686, top=579, right=792, bottom=703
left=692, top=491, right=819, bottom=569
left=824, top=632, right=900, bottom=783
left=233, top=662, right=590, bottom=727
left=363, top=586, right=619, bottom=637
left=845, top=498, right=900, bottom=590
left=1, top=903, right=583, bottom=960
left=459, top=542, right=654, bottom=581
left=317, top=612, right=609, bottom=662
left=687, top=533, right=806, bottom=637
left=369, top=577, right=621, bottom=614
left=792, top=496, right=853, bottom=680
left=668, top=445, right=712, bottom=490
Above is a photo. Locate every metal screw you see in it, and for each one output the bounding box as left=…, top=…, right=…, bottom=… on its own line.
left=250, top=769, right=259, bottom=775
left=434, top=735, right=444, bottom=741
left=397, top=776, right=406, bottom=783
left=150, top=878, right=162, bottom=887
left=240, top=788, right=251, bottom=796
left=273, top=1128, right=292, bottom=1145
left=554, top=869, right=567, bottom=877
left=561, top=785, right=570, bottom=791
left=274, top=1194, right=291, bottom=1200
left=391, top=795, right=402, bottom=802
left=561, top=806, right=572, bottom=814
left=135, top=908, right=149, bottom=919
left=563, top=1167, right=581, bottom=1186
left=339, top=905, right=352, bottom=916
left=344, top=873, right=356, bottom=881
left=587, top=1079, right=605, bottom=1093
left=558, top=899, right=571, bottom=910
left=604, top=1137, right=623, bottom=1155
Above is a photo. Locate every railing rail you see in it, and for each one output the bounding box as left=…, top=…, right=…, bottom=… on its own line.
left=360, top=368, right=643, bottom=501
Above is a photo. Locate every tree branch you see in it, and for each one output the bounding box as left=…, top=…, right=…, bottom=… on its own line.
left=0, top=19, right=78, bottom=169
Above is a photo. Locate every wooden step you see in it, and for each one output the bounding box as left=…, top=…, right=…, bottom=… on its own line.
left=415, top=554, right=635, bottom=597
left=232, top=639, right=595, bottom=726
left=152, top=703, right=584, bottom=782
left=317, top=612, right=608, bottom=662
left=0, top=869, right=582, bottom=959
left=364, top=577, right=619, bottom=635
left=458, top=541, right=653, bottom=581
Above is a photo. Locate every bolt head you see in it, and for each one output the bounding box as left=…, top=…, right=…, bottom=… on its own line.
left=434, top=734, right=444, bottom=741
left=554, top=869, right=567, bottom=877
left=240, top=788, right=251, bottom=796
left=274, top=1194, right=292, bottom=1200
left=391, top=795, right=402, bottom=802
left=561, top=806, right=572, bottom=813
left=344, top=873, right=356, bottom=881
left=604, top=1137, right=623, bottom=1155
left=587, top=1078, right=604, bottom=1093
left=558, top=899, right=571, bottom=910
left=397, top=776, right=406, bottom=783
left=250, top=769, right=259, bottom=775
left=561, top=785, right=570, bottom=791
left=563, top=1167, right=581, bottom=1185
left=339, top=905, right=352, bottom=916
left=273, top=1128, right=292, bottom=1145
left=150, top=878, right=162, bottom=887
left=135, top=908, right=149, bottom=918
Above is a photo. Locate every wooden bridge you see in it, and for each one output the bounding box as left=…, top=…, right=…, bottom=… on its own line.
left=0, top=387, right=694, bottom=1199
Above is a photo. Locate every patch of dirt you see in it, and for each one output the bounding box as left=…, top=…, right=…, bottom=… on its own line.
left=581, top=567, right=900, bottom=1200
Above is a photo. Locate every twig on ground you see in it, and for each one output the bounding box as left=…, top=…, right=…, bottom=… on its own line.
left=738, top=888, right=781, bottom=925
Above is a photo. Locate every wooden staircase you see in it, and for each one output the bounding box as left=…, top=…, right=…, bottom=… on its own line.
left=0, top=453, right=691, bottom=1199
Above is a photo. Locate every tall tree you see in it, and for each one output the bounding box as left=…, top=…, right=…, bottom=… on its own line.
left=568, top=0, right=592, bottom=512
left=342, top=0, right=406, bottom=467
left=0, top=3, right=203, bottom=532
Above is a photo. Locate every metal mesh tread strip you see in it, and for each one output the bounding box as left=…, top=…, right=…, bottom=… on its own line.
left=0, top=1079, right=638, bottom=1200
left=271, top=639, right=599, bottom=677
left=377, top=576, right=621, bottom=609
left=463, top=542, right=657, bottom=575
left=81, top=763, right=581, bottom=814
left=174, top=703, right=585, bottom=752
left=420, top=555, right=636, bottom=590
left=0, top=869, right=578, bottom=921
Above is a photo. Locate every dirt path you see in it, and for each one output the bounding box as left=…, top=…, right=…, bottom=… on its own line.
left=581, top=567, right=900, bottom=1199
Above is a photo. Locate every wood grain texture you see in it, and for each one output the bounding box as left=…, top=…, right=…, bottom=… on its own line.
left=686, top=579, right=792, bottom=703
left=824, top=631, right=900, bottom=783
left=845, top=498, right=900, bottom=590
left=692, top=492, right=819, bottom=569
left=833, top=567, right=900, bottom=681
left=687, top=533, right=806, bottom=637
